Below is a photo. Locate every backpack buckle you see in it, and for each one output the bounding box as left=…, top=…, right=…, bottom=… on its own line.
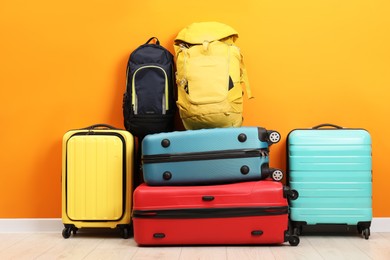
left=202, top=41, right=210, bottom=52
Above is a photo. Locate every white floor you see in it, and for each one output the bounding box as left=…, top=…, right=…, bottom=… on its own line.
left=0, top=231, right=390, bottom=260
left=1, top=219, right=389, bottom=259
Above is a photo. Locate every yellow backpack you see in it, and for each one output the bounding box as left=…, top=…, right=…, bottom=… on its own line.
left=174, top=21, right=252, bottom=130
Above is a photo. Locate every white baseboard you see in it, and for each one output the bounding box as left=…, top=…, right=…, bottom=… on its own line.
left=0, top=218, right=64, bottom=233
left=0, top=218, right=389, bottom=233
left=370, top=218, right=390, bottom=232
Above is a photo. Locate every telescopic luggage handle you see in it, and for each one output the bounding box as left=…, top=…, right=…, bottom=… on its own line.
left=312, top=123, right=343, bottom=129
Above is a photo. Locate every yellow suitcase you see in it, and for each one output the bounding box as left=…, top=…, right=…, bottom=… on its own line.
left=61, top=124, right=133, bottom=238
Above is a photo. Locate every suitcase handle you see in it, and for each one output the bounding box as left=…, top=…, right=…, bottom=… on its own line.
left=83, top=124, right=119, bottom=130
left=312, top=123, right=343, bottom=129
left=202, top=196, right=215, bottom=202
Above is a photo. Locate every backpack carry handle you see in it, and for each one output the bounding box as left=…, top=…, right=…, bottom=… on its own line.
left=145, top=37, right=160, bottom=45
left=312, top=123, right=343, bottom=129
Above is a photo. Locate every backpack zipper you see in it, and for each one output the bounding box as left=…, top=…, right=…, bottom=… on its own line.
left=132, top=65, right=169, bottom=114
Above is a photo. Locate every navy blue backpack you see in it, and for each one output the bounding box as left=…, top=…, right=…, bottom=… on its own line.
left=123, top=37, right=176, bottom=138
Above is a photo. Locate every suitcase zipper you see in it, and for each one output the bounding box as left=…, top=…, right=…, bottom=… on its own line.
left=142, top=149, right=268, bottom=164
left=132, top=206, right=288, bottom=219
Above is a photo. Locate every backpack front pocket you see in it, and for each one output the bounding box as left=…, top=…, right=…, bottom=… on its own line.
left=185, top=46, right=229, bottom=105
left=132, top=65, right=169, bottom=115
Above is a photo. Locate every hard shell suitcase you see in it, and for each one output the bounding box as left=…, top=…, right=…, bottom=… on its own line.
left=132, top=181, right=299, bottom=246
left=61, top=124, right=133, bottom=239
left=141, top=127, right=283, bottom=185
left=287, top=124, right=372, bottom=239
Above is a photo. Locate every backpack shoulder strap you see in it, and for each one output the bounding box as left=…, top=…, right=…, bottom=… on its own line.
left=240, top=54, right=253, bottom=99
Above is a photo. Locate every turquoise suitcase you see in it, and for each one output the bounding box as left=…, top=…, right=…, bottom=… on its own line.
left=287, top=124, right=372, bottom=239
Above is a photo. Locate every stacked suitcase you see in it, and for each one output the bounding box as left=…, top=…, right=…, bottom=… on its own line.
left=60, top=122, right=372, bottom=243
left=132, top=127, right=300, bottom=246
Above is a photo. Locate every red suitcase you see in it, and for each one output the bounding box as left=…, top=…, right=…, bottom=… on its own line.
left=132, top=181, right=299, bottom=246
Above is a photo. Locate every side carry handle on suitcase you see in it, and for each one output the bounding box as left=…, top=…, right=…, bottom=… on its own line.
left=312, top=123, right=343, bottom=129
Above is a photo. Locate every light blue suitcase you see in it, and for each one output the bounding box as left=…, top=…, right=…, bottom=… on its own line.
left=142, top=127, right=283, bottom=185
left=287, top=124, right=372, bottom=239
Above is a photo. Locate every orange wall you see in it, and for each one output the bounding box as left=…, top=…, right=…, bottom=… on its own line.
left=1, top=0, right=389, bottom=218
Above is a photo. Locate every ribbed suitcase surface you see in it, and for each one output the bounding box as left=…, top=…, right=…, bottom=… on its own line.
left=61, top=125, right=133, bottom=239
left=287, top=124, right=372, bottom=238
left=66, top=135, right=125, bottom=221
left=141, top=127, right=283, bottom=185
left=132, top=181, right=299, bottom=246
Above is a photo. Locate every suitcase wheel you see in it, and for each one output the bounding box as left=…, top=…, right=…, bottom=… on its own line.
left=116, top=224, right=132, bottom=239
left=62, top=227, right=71, bottom=239
left=357, top=222, right=371, bottom=239
left=62, top=225, right=76, bottom=239
left=288, top=235, right=300, bottom=246
left=120, top=226, right=130, bottom=239
left=123, top=228, right=129, bottom=239
left=362, top=228, right=370, bottom=240
left=289, top=190, right=299, bottom=201
left=284, top=187, right=299, bottom=200
left=271, top=169, right=284, bottom=182
left=267, top=131, right=281, bottom=144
